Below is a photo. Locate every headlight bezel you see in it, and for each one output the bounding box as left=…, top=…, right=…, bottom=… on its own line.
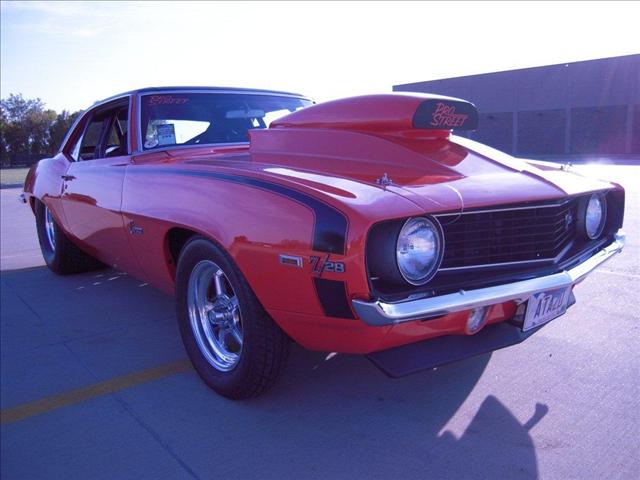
left=579, top=193, right=607, bottom=240
left=395, top=216, right=445, bottom=286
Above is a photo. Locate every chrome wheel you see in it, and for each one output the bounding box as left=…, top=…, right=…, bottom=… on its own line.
left=44, top=206, right=56, bottom=251
left=187, top=260, right=243, bottom=371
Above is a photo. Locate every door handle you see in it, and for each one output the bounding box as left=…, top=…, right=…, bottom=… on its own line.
left=61, top=175, right=76, bottom=181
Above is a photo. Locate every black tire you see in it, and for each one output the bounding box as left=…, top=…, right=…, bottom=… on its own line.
left=35, top=200, right=104, bottom=275
left=176, top=236, right=290, bottom=399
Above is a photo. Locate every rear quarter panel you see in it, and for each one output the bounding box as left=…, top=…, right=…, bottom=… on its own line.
left=23, top=154, right=69, bottom=226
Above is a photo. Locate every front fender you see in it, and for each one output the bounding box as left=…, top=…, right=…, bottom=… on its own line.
left=122, top=165, right=358, bottom=319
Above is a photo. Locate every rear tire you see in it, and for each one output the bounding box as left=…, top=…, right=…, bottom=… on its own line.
left=35, top=200, right=104, bottom=274
left=176, top=236, right=290, bottom=399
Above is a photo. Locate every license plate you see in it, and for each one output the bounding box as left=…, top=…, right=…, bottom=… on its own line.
left=523, top=287, right=571, bottom=332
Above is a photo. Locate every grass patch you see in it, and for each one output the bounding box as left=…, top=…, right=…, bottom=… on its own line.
left=1, top=168, right=29, bottom=187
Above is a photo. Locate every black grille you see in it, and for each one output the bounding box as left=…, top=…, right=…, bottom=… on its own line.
left=439, top=199, right=578, bottom=269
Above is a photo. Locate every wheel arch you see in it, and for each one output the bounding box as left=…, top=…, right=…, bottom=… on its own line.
left=165, top=226, right=199, bottom=279
left=164, top=226, right=234, bottom=280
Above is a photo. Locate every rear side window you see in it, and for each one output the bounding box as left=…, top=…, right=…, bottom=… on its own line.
left=140, top=92, right=311, bottom=150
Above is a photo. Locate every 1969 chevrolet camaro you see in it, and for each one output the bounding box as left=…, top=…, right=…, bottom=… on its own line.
left=22, top=87, right=625, bottom=398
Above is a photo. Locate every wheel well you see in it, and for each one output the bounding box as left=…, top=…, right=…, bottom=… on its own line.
left=166, top=227, right=198, bottom=271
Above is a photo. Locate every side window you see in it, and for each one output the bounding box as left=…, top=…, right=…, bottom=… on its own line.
left=68, top=119, right=86, bottom=161
left=104, top=107, right=129, bottom=158
left=74, top=100, right=130, bottom=161
left=78, top=119, right=105, bottom=161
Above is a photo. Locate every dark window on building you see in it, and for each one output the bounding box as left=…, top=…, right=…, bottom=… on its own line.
left=632, top=104, right=640, bottom=154
left=570, top=105, right=628, bottom=154
left=472, top=112, right=513, bottom=154
left=517, top=109, right=566, bottom=155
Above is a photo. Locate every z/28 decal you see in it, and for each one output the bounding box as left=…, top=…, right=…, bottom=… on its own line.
left=310, top=255, right=345, bottom=275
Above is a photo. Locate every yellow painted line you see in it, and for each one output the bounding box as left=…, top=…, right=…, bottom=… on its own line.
left=1, top=359, right=192, bottom=425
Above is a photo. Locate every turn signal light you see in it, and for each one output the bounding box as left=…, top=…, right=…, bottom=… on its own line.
left=466, top=306, right=489, bottom=334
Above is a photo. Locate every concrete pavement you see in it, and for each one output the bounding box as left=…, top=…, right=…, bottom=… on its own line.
left=1, top=165, right=639, bottom=479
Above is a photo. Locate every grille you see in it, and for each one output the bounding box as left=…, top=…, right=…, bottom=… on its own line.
left=439, top=199, right=578, bottom=269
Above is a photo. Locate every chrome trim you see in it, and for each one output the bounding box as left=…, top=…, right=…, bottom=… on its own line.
left=279, top=254, right=303, bottom=268
left=187, top=260, right=243, bottom=371
left=131, top=141, right=249, bottom=157
left=64, top=94, right=133, bottom=161
left=433, top=198, right=572, bottom=217
left=44, top=205, right=56, bottom=252
left=138, top=88, right=307, bottom=99
left=438, top=257, right=552, bottom=272
left=353, top=231, right=625, bottom=326
left=59, top=109, right=88, bottom=156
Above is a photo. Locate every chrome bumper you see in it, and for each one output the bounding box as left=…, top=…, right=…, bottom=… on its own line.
left=353, top=231, right=625, bottom=327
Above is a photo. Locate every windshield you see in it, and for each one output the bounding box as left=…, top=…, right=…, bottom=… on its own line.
left=140, top=92, right=311, bottom=150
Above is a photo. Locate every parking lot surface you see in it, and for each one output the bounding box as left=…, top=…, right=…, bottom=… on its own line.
left=1, top=164, right=639, bottom=479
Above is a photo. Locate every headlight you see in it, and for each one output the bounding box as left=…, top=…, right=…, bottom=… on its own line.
left=583, top=193, right=607, bottom=239
left=396, top=217, right=443, bottom=285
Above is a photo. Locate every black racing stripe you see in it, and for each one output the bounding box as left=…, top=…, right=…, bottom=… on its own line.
left=313, top=278, right=355, bottom=319
left=136, top=168, right=348, bottom=254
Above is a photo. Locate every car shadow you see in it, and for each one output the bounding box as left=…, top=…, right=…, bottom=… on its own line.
left=254, top=344, right=547, bottom=479
left=1, top=266, right=547, bottom=479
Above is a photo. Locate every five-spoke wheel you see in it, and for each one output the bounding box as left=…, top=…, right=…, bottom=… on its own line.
left=176, top=236, right=290, bottom=399
left=188, top=260, right=243, bottom=371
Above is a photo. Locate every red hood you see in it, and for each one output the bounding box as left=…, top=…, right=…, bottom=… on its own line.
left=246, top=129, right=612, bottom=215
left=164, top=93, right=615, bottom=218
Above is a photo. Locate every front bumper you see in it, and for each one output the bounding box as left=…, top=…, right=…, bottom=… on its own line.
left=353, top=230, right=625, bottom=327
left=368, top=320, right=546, bottom=377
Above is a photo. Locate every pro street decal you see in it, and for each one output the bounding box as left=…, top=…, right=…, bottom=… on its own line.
left=413, top=99, right=479, bottom=131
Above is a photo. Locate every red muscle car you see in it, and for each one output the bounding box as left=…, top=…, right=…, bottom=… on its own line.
left=21, top=87, right=625, bottom=399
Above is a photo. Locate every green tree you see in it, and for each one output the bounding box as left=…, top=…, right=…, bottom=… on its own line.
left=49, top=110, right=81, bottom=153
left=0, top=94, right=81, bottom=164
left=0, top=94, right=53, bottom=158
left=0, top=105, right=8, bottom=159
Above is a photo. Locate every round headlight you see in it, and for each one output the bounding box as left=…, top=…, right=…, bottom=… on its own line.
left=584, top=194, right=607, bottom=239
left=396, top=217, right=443, bottom=285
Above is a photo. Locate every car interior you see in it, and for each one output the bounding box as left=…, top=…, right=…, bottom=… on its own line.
left=75, top=102, right=129, bottom=161
left=141, top=93, right=309, bottom=149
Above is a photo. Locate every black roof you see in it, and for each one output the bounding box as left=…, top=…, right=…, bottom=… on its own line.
left=96, top=86, right=307, bottom=105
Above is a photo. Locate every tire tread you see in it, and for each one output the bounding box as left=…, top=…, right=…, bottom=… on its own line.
left=176, top=236, right=289, bottom=399
left=35, top=200, right=104, bottom=275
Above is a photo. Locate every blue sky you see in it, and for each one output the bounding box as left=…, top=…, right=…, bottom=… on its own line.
left=1, top=1, right=638, bottom=113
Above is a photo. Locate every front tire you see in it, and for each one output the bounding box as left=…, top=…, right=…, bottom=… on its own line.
left=176, top=236, right=290, bottom=399
left=35, top=200, right=104, bottom=274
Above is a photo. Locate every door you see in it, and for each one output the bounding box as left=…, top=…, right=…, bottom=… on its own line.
left=60, top=99, right=143, bottom=277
